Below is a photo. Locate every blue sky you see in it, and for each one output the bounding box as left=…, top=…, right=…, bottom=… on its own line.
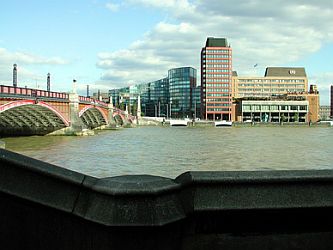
left=0, top=0, right=332, bottom=105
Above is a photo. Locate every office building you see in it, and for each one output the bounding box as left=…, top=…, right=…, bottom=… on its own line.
left=319, top=106, right=331, bottom=121
left=331, top=85, right=333, bottom=117
left=236, top=97, right=309, bottom=123
left=233, top=67, right=308, bottom=99
left=169, top=67, right=197, bottom=118
left=144, top=78, right=169, bottom=117
left=201, top=37, right=232, bottom=121
left=109, top=67, right=197, bottom=118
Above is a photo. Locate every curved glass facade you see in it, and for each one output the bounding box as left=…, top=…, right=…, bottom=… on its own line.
left=168, top=67, right=197, bottom=118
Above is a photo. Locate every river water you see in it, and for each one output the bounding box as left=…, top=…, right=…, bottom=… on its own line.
left=2, top=126, right=333, bottom=179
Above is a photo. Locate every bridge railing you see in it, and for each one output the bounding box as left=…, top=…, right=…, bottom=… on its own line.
left=0, top=85, right=111, bottom=108
left=79, top=96, right=109, bottom=107
left=0, top=85, right=69, bottom=100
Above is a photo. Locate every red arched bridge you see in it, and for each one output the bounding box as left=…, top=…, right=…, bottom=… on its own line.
left=0, top=85, right=135, bottom=136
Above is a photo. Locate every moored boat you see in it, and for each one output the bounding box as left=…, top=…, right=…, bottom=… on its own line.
left=170, top=119, right=188, bottom=126
left=214, top=120, right=232, bottom=127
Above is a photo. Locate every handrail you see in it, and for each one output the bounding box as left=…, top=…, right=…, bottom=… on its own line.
left=0, top=85, right=68, bottom=100
left=0, top=84, right=110, bottom=107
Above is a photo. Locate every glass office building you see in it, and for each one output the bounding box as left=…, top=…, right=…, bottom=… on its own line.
left=144, top=78, right=169, bottom=117
left=168, top=67, right=197, bottom=118
left=109, top=66, right=197, bottom=118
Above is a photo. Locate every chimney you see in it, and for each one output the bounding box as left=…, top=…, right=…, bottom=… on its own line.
left=47, top=73, right=51, bottom=92
left=13, top=64, right=17, bottom=87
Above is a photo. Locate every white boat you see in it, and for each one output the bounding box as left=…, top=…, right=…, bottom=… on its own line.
left=170, top=119, right=188, bottom=126
left=214, top=120, right=232, bottom=127
left=320, top=120, right=333, bottom=126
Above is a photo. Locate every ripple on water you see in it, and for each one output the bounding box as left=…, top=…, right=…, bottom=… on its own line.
left=3, top=126, right=333, bottom=178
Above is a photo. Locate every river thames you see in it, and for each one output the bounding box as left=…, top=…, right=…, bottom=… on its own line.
left=3, top=126, right=333, bottom=178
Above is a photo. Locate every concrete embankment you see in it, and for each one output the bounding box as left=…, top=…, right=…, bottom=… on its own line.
left=1, top=148, right=333, bottom=250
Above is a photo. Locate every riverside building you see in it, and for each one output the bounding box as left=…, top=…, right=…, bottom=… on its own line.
left=201, top=37, right=233, bottom=121
left=168, top=67, right=197, bottom=118
left=109, top=66, right=197, bottom=118
left=235, top=97, right=309, bottom=123
left=232, top=67, right=322, bottom=123
left=232, top=67, right=308, bottom=98
left=331, top=85, right=333, bottom=117
left=144, top=78, right=169, bottom=117
left=319, top=105, right=331, bottom=121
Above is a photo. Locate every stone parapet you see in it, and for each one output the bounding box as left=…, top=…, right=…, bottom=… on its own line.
left=1, top=148, right=333, bottom=250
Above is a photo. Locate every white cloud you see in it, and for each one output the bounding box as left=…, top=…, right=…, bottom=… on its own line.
left=97, top=0, right=333, bottom=104
left=309, top=72, right=333, bottom=105
left=0, top=48, right=69, bottom=87
left=106, top=2, right=120, bottom=12
left=0, top=48, right=68, bottom=65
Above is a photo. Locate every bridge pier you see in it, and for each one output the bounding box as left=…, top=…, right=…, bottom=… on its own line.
left=107, top=101, right=117, bottom=128
left=69, top=93, right=86, bottom=130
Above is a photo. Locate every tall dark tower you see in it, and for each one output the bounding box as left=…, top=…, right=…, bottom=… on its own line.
left=13, top=64, right=17, bottom=87
left=47, top=73, right=51, bottom=92
left=87, top=85, right=90, bottom=97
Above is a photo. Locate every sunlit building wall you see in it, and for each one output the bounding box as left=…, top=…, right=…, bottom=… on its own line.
left=233, top=67, right=308, bottom=98
left=201, top=37, right=232, bottom=121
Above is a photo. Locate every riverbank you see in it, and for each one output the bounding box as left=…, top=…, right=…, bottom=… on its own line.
left=157, top=119, right=333, bottom=127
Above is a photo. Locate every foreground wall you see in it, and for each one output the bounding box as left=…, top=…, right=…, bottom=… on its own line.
left=0, top=148, right=333, bottom=250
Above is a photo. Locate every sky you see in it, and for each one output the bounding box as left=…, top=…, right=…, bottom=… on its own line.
left=0, top=0, right=332, bottom=105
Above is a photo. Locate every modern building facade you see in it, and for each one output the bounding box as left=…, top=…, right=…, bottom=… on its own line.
left=331, top=85, right=333, bottom=117
left=109, top=85, right=140, bottom=114
left=144, top=78, right=169, bottom=117
left=235, top=98, right=309, bottom=123
left=169, top=67, right=197, bottom=118
left=201, top=37, right=232, bottom=121
left=319, top=106, right=331, bottom=121
left=232, top=67, right=308, bottom=98
left=109, top=66, right=197, bottom=118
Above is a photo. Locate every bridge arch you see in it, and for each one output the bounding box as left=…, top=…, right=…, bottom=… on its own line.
left=0, top=100, right=70, bottom=136
left=79, top=105, right=108, bottom=129
left=112, top=109, right=128, bottom=126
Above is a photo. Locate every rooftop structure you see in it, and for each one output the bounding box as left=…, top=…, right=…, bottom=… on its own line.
left=264, top=67, right=307, bottom=77
left=205, top=37, right=228, bottom=47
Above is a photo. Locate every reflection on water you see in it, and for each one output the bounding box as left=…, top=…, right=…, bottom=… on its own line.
left=3, top=126, right=333, bottom=178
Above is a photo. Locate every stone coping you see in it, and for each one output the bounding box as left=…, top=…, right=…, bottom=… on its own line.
left=1, top=148, right=333, bottom=226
